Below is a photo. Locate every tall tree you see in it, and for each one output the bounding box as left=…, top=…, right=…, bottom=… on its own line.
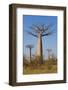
left=27, top=24, right=53, bottom=64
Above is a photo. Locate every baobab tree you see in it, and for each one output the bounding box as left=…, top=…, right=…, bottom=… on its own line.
left=27, top=24, right=53, bottom=64
left=26, top=45, right=34, bottom=63
left=46, top=49, right=52, bottom=60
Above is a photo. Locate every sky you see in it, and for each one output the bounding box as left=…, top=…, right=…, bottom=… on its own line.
left=23, top=15, right=57, bottom=60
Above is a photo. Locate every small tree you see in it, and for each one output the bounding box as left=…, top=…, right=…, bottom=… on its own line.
left=46, top=49, right=52, bottom=60
left=26, top=45, right=34, bottom=63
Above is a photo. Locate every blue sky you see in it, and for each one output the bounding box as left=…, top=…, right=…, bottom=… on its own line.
left=23, top=15, right=57, bottom=59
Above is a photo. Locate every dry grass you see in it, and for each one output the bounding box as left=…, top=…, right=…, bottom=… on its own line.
left=23, top=60, right=57, bottom=75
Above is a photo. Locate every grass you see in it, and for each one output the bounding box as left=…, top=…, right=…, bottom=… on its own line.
left=23, top=60, right=57, bottom=75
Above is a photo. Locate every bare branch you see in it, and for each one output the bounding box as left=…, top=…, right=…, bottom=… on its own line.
left=32, top=24, right=41, bottom=31
left=29, top=26, right=39, bottom=33
left=42, top=24, right=53, bottom=33
left=42, top=32, right=53, bottom=37
left=27, top=31, right=38, bottom=37
left=27, top=24, right=54, bottom=37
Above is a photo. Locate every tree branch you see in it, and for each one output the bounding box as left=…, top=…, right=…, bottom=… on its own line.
left=27, top=31, right=38, bottom=37
left=42, top=32, right=53, bottom=37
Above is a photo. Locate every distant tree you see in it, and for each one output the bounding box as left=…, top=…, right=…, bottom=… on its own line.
left=26, top=45, right=34, bottom=63
left=46, top=49, right=52, bottom=60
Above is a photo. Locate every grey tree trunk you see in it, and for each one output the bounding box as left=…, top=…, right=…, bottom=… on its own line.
left=36, top=33, right=43, bottom=64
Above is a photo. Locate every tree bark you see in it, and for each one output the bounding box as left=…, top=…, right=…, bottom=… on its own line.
left=36, top=34, right=43, bottom=64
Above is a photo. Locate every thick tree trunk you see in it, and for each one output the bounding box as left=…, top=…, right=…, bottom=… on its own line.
left=36, top=34, right=43, bottom=64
